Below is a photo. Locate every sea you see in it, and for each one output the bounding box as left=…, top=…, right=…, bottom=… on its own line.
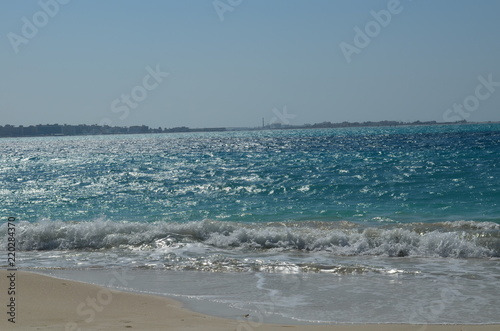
left=1, top=123, right=499, bottom=325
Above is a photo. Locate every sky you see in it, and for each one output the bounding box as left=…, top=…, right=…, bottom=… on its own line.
left=1, top=0, right=499, bottom=128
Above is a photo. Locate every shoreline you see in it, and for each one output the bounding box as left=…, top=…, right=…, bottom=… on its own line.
left=1, top=270, right=499, bottom=331
left=2, top=121, right=498, bottom=139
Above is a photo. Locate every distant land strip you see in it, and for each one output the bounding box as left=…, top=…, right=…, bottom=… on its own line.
left=1, top=120, right=498, bottom=138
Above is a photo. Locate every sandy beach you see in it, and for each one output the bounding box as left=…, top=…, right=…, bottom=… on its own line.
left=0, top=270, right=498, bottom=331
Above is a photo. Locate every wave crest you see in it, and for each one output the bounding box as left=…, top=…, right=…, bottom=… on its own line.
left=1, top=219, right=498, bottom=258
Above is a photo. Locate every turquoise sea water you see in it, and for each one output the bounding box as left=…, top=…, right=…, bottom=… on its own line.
left=1, top=124, right=499, bottom=324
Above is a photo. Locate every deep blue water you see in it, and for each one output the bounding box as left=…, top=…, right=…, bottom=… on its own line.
left=2, top=124, right=500, bottom=225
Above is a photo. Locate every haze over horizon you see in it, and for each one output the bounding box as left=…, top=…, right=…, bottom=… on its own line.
left=2, top=0, right=499, bottom=128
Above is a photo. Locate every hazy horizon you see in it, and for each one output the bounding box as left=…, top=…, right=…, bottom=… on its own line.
left=2, top=0, right=499, bottom=128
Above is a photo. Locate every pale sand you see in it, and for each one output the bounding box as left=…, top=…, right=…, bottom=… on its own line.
left=0, top=270, right=498, bottom=331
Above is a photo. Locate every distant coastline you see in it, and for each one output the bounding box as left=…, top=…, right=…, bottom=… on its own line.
left=1, top=120, right=498, bottom=138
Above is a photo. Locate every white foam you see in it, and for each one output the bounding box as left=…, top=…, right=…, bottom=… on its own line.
left=1, top=219, right=497, bottom=261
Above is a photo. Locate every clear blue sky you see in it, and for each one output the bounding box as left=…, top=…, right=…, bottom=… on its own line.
left=1, top=0, right=499, bottom=128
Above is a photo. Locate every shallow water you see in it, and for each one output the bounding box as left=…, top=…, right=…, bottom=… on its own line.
left=39, top=259, right=500, bottom=324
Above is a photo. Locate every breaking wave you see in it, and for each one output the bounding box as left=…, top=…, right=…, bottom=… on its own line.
left=1, top=219, right=498, bottom=258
